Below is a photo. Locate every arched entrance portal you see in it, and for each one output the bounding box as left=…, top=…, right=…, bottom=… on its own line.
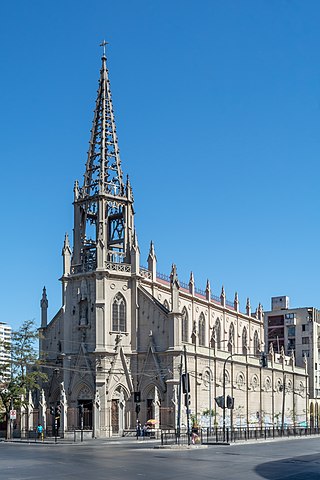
left=78, top=386, right=93, bottom=429
left=111, top=386, right=127, bottom=435
left=145, top=386, right=161, bottom=426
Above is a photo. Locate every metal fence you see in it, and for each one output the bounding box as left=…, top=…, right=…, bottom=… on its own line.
left=161, top=427, right=320, bottom=446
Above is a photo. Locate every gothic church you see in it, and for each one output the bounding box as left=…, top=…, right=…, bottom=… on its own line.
left=39, top=49, right=308, bottom=438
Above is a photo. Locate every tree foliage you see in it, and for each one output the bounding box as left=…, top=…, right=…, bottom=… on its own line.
left=0, top=320, right=47, bottom=436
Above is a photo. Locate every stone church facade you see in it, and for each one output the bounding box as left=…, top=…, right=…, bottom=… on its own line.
left=38, top=49, right=308, bottom=438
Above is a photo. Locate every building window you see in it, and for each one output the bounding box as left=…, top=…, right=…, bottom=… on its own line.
left=302, top=337, right=310, bottom=345
left=198, top=313, right=205, bottom=346
left=228, top=323, right=235, bottom=353
left=214, top=319, right=221, bottom=349
left=191, top=321, right=197, bottom=345
left=182, top=308, right=188, bottom=343
left=288, top=339, right=295, bottom=351
left=236, top=372, right=245, bottom=389
left=242, top=327, right=248, bottom=355
left=253, top=331, right=259, bottom=355
left=287, top=326, right=295, bottom=337
left=112, top=293, right=126, bottom=332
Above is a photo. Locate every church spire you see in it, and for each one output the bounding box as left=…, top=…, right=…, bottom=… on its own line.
left=40, top=287, right=48, bottom=328
left=72, top=44, right=135, bottom=272
left=82, top=41, right=124, bottom=197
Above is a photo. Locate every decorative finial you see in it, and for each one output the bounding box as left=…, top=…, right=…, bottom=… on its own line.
left=170, top=264, right=180, bottom=289
left=64, top=232, right=70, bottom=248
left=269, top=342, right=274, bottom=355
left=149, top=241, right=155, bottom=256
left=100, top=40, right=108, bottom=57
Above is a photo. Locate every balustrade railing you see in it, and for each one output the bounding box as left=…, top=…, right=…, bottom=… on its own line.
left=157, top=272, right=170, bottom=283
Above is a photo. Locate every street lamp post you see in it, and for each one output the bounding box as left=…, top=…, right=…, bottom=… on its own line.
left=209, top=331, right=213, bottom=433
left=222, top=351, right=268, bottom=440
left=222, top=354, right=233, bottom=442
left=183, top=345, right=191, bottom=446
left=281, top=374, right=286, bottom=433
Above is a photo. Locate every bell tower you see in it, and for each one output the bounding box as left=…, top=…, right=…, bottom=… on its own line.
left=42, top=45, right=141, bottom=438
left=72, top=42, right=134, bottom=274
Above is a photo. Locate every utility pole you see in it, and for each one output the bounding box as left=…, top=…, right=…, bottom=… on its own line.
left=80, top=404, right=84, bottom=442
left=176, top=354, right=183, bottom=438
left=281, top=374, right=286, bottom=433
left=222, top=354, right=232, bottom=442
left=183, top=345, right=191, bottom=445
left=209, top=331, right=212, bottom=433
left=10, top=398, right=13, bottom=440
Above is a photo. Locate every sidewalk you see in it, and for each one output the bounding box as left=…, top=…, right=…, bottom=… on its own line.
left=0, top=435, right=161, bottom=446
left=3, top=432, right=319, bottom=448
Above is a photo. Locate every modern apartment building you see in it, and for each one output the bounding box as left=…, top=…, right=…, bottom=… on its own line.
left=0, top=322, right=12, bottom=380
left=265, top=296, right=320, bottom=400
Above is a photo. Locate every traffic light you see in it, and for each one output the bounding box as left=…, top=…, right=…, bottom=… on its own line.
left=135, top=404, right=140, bottom=414
left=184, top=392, right=191, bottom=407
left=55, top=403, right=61, bottom=417
left=134, top=392, right=141, bottom=403
left=50, top=406, right=55, bottom=416
left=226, top=395, right=234, bottom=409
left=215, top=396, right=225, bottom=408
left=260, top=352, right=268, bottom=368
left=182, top=373, right=190, bottom=394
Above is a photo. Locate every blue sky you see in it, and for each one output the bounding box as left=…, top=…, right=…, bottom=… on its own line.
left=2, top=0, right=320, bottom=330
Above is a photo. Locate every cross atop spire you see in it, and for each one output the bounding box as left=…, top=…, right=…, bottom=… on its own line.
left=100, top=39, right=108, bottom=58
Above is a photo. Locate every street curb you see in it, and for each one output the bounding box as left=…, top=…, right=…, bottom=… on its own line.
left=154, top=444, right=208, bottom=450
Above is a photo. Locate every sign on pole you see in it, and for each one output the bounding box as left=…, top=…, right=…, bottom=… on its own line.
left=10, top=409, right=16, bottom=420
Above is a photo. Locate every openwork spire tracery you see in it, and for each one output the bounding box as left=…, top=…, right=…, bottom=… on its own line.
left=72, top=46, right=135, bottom=272
left=82, top=50, right=124, bottom=198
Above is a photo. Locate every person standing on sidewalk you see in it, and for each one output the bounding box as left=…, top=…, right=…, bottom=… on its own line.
left=37, top=424, right=44, bottom=441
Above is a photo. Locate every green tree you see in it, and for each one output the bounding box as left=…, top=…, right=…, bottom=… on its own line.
left=0, top=320, right=47, bottom=439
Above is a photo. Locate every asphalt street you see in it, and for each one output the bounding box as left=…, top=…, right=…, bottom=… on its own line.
left=1, top=436, right=320, bottom=479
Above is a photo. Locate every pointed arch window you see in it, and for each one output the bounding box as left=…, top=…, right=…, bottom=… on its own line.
left=228, top=323, right=235, bottom=353
left=182, top=308, right=188, bottom=343
left=242, top=327, right=248, bottom=355
left=191, top=321, right=197, bottom=345
left=198, top=313, right=206, bottom=346
left=214, top=319, right=221, bottom=349
left=253, top=331, right=260, bottom=355
left=112, top=293, right=126, bottom=332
